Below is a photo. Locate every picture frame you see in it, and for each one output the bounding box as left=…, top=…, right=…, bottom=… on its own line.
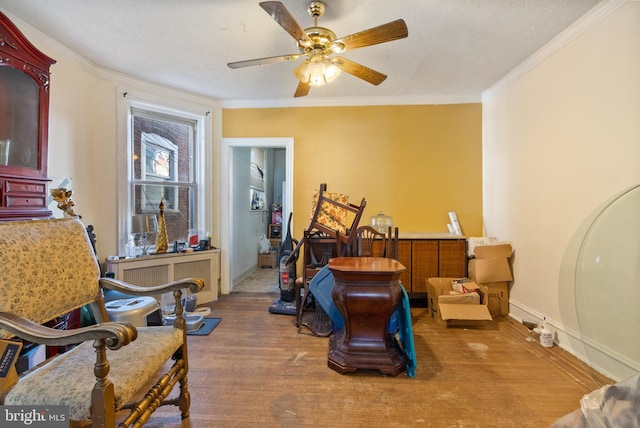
left=250, top=188, right=265, bottom=211
left=250, top=147, right=265, bottom=191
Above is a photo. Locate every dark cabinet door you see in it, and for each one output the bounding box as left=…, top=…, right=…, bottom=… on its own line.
left=411, top=240, right=439, bottom=292
left=0, top=11, right=56, bottom=220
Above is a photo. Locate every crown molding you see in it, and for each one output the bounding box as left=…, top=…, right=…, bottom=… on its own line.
left=220, top=94, right=481, bottom=109
left=483, top=0, right=628, bottom=100
left=96, top=67, right=221, bottom=109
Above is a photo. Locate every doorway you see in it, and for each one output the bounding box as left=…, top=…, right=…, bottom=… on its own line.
left=220, top=137, right=294, bottom=295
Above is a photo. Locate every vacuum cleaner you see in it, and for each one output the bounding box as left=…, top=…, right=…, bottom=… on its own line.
left=278, top=212, right=298, bottom=302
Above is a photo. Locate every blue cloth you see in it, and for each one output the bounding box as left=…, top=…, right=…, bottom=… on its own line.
left=397, top=285, right=417, bottom=377
left=308, top=265, right=344, bottom=330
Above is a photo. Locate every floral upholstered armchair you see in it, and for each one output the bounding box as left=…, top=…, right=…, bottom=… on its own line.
left=0, top=218, right=204, bottom=427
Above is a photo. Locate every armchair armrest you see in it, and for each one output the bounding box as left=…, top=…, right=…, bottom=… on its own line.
left=99, top=277, right=204, bottom=296
left=0, top=312, right=137, bottom=350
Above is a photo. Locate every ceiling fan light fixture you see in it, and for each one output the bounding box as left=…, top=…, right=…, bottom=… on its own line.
left=329, top=41, right=346, bottom=54
left=230, top=1, right=409, bottom=97
left=294, top=55, right=341, bottom=87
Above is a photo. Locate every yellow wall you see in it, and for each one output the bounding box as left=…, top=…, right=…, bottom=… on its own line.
left=223, top=104, right=483, bottom=240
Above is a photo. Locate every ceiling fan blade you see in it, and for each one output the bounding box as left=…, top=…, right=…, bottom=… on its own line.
left=260, top=1, right=311, bottom=44
left=333, top=57, right=387, bottom=86
left=294, top=80, right=310, bottom=97
left=334, top=19, right=408, bottom=51
left=227, top=53, right=302, bottom=69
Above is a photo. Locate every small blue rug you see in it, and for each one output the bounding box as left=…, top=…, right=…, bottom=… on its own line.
left=187, top=318, right=221, bottom=336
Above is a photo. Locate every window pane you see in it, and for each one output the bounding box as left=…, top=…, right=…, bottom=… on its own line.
left=0, top=67, right=40, bottom=169
left=133, top=183, right=195, bottom=244
left=132, top=115, right=192, bottom=182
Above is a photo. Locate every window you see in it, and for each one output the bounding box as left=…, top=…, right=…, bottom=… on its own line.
left=117, top=91, right=209, bottom=256
left=138, top=130, right=180, bottom=215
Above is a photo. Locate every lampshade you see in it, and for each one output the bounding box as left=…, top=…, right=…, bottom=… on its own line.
left=131, top=214, right=158, bottom=234
left=294, top=55, right=341, bottom=87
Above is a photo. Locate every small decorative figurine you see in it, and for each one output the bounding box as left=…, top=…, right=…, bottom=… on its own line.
left=50, top=187, right=81, bottom=218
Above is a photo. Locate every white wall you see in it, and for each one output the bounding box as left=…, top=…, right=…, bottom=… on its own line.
left=231, top=147, right=271, bottom=284
left=482, top=0, right=640, bottom=381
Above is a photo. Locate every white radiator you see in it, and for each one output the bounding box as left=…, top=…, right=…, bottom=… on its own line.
left=106, top=249, right=220, bottom=304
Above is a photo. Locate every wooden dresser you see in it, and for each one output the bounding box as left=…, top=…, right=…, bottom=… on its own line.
left=395, top=233, right=467, bottom=293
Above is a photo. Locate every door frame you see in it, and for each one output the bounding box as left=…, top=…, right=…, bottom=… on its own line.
left=220, top=137, right=294, bottom=295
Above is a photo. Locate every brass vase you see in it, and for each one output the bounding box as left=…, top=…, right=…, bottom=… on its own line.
left=156, top=199, right=169, bottom=254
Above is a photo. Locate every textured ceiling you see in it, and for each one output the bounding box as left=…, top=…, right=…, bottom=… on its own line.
left=0, top=0, right=598, bottom=103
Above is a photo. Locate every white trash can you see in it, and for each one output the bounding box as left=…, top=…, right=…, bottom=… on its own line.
left=105, top=296, right=160, bottom=327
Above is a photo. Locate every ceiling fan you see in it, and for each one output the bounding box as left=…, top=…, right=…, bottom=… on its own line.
left=227, top=1, right=408, bottom=97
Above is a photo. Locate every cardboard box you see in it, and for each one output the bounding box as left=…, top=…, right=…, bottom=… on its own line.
left=426, top=278, right=492, bottom=325
left=440, top=283, right=491, bottom=325
left=259, top=250, right=278, bottom=268
left=469, top=243, right=513, bottom=283
left=467, top=237, right=498, bottom=257
left=269, top=238, right=281, bottom=248
left=426, top=277, right=457, bottom=320
left=467, top=243, right=512, bottom=312
left=439, top=304, right=494, bottom=325
left=468, top=258, right=513, bottom=283
left=1, top=339, right=23, bottom=401
left=473, top=243, right=512, bottom=259
left=484, top=281, right=510, bottom=316
left=438, top=292, right=480, bottom=305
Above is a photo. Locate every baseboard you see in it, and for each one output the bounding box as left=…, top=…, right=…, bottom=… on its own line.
left=509, top=300, right=639, bottom=382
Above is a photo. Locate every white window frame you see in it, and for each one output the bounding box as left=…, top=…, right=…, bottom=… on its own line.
left=116, top=88, right=212, bottom=256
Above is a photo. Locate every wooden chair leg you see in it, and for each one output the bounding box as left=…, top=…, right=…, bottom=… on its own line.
left=91, top=340, right=116, bottom=428
left=176, top=344, right=191, bottom=420
left=178, top=371, right=191, bottom=419
left=294, top=277, right=305, bottom=327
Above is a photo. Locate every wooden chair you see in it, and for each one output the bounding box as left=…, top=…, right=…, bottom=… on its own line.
left=387, top=226, right=400, bottom=260
left=0, top=218, right=204, bottom=427
left=352, top=225, right=387, bottom=257
left=288, top=183, right=367, bottom=333
left=295, top=230, right=341, bottom=334
left=352, top=225, right=399, bottom=259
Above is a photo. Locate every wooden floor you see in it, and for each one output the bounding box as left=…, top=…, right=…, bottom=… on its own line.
left=137, top=292, right=610, bottom=428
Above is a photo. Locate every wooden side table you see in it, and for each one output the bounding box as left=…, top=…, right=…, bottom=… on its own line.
left=328, top=257, right=407, bottom=376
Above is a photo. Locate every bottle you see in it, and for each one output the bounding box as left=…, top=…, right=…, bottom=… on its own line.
left=539, top=316, right=554, bottom=347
